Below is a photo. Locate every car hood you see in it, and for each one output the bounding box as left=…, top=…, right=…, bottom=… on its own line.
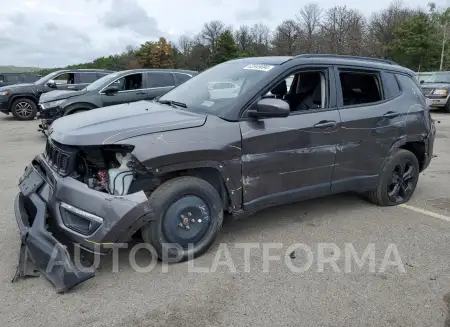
left=421, top=83, right=450, bottom=89
left=1, top=83, right=37, bottom=92
left=49, top=100, right=207, bottom=146
left=39, top=89, right=86, bottom=103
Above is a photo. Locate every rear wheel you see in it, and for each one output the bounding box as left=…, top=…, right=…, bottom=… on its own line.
left=367, top=149, right=420, bottom=206
left=141, top=176, right=224, bottom=262
left=11, top=98, right=37, bottom=120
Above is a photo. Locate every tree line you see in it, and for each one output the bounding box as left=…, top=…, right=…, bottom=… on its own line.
left=40, top=1, right=450, bottom=75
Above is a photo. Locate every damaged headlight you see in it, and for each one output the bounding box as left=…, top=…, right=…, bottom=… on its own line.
left=40, top=99, right=65, bottom=109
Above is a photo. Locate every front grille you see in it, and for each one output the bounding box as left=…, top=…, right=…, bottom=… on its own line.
left=44, top=139, right=77, bottom=176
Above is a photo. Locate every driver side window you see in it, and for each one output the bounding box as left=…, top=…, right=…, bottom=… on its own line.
left=54, top=73, right=75, bottom=85
left=263, top=70, right=327, bottom=114
left=113, top=73, right=143, bottom=91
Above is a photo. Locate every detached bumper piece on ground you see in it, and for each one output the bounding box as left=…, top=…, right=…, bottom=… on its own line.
left=12, top=166, right=95, bottom=293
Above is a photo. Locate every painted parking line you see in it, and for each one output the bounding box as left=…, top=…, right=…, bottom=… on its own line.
left=399, top=204, right=450, bottom=223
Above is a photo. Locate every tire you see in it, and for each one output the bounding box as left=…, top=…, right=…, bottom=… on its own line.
left=367, top=149, right=420, bottom=206
left=11, top=98, right=37, bottom=120
left=141, top=176, right=224, bottom=262
left=444, top=100, right=450, bottom=113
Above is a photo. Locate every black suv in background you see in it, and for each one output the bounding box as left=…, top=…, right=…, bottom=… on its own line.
left=38, top=68, right=197, bottom=133
left=0, top=69, right=113, bottom=120
left=0, top=73, right=41, bottom=87
left=419, top=71, right=450, bottom=112
left=13, top=55, right=435, bottom=293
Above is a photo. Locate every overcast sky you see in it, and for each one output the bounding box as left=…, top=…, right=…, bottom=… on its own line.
left=0, top=0, right=448, bottom=68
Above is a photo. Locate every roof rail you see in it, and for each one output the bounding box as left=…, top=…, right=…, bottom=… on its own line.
left=294, top=54, right=398, bottom=65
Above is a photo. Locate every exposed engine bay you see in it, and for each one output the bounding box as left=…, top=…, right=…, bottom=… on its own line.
left=43, top=139, right=159, bottom=196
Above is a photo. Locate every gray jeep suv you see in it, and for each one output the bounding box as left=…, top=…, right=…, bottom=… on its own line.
left=38, top=69, right=197, bottom=133
left=13, top=55, right=435, bottom=293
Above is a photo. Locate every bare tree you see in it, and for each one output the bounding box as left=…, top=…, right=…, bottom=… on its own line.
left=297, top=3, right=322, bottom=53
left=368, top=0, right=414, bottom=57
left=250, top=23, right=271, bottom=55
left=177, top=35, right=193, bottom=56
left=272, top=20, right=301, bottom=55
left=235, top=25, right=253, bottom=53
left=201, top=20, right=226, bottom=51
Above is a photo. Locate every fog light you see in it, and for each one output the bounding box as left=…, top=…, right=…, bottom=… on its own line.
left=60, top=202, right=103, bottom=235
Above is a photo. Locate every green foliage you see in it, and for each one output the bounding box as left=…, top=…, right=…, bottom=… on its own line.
left=211, top=30, right=238, bottom=65
left=388, top=10, right=441, bottom=71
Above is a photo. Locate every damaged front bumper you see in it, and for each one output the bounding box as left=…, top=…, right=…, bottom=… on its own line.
left=12, top=155, right=153, bottom=293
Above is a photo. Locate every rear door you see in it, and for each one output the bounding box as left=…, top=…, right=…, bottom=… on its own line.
left=144, top=72, right=176, bottom=100
left=100, top=72, right=147, bottom=107
left=75, top=72, right=100, bottom=90
left=331, top=66, right=405, bottom=193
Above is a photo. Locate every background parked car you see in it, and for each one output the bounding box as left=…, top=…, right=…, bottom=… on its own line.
left=0, top=69, right=114, bottom=120
left=419, top=71, right=450, bottom=112
left=0, top=72, right=41, bottom=87
left=415, top=71, right=435, bottom=83
left=38, top=68, right=198, bottom=133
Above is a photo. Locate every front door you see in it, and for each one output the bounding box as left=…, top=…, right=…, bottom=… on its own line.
left=239, top=67, right=340, bottom=211
left=101, top=73, right=147, bottom=107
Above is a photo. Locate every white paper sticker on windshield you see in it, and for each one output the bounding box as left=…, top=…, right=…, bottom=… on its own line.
left=243, top=64, right=275, bottom=72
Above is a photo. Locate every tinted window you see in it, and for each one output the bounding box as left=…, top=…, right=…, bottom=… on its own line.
left=97, top=72, right=110, bottom=79
left=0, top=75, right=4, bottom=82
left=110, top=73, right=143, bottom=91
left=383, top=72, right=401, bottom=98
left=339, top=71, right=382, bottom=106
left=6, top=75, right=20, bottom=83
left=79, top=72, right=99, bottom=84
left=146, top=72, right=175, bottom=88
left=54, top=73, right=75, bottom=85
left=175, top=73, right=191, bottom=84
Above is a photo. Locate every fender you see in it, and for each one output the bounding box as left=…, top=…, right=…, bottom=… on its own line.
left=8, top=93, right=39, bottom=109
left=148, top=160, right=243, bottom=210
left=63, top=103, right=97, bottom=116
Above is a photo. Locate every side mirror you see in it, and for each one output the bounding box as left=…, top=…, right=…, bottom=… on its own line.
left=248, top=98, right=290, bottom=118
left=46, top=79, right=56, bottom=88
left=104, top=86, right=119, bottom=95
left=420, top=80, right=425, bottom=84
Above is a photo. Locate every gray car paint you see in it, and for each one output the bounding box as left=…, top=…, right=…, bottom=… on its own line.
left=13, top=55, right=436, bottom=293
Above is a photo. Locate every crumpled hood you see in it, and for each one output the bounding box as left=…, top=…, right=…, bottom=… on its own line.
left=39, top=89, right=85, bottom=103
left=421, top=83, right=450, bottom=89
left=49, top=100, right=207, bottom=145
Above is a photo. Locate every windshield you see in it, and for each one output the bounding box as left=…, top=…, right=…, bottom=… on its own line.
left=85, top=72, right=119, bottom=91
left=34, top=71, right=61, bottom=85
left=424, top=72, right=450, bottom=84
left=158, top=62, right=277, bottom=116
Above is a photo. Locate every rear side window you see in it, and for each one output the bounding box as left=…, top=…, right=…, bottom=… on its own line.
left=6, top=74, right=20, bottom=84
left=396, top=74, right=426, bottom=101
left=146, top=72, right=175, bottom=88
left=339, top=71, right=383, bottom=106
left=0, top=75, right=4, bottom=82
left=175, top=73, right=191, bottom=85
left=97, top=72, right=110, bottom=79
left=382, top=72, right=401, bottom=98
left=79, top=72, right=99, bottom=84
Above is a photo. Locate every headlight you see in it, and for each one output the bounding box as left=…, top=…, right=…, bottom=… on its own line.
left=0, top=90, right=8, bottom=96
left=40, top=99, right=65, bottom=109
left=432, top=89, right=447, bottom=96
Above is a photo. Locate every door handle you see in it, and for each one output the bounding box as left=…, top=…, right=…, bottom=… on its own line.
left=314, top=120, right=337, bottom=128
left=136, top=91, right=146, bottom=95
left=67, top=86, right=76, bottom=89
left=383, top=111, right=400, bottom=118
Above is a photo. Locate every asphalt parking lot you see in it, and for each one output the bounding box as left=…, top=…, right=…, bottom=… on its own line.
left=0, top=112, right=449, bottom=327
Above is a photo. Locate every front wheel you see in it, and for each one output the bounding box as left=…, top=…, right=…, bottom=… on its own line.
left=367, top=149, right=420, bottom=206
left=11, top=98, right=37, bottom=120
left=444, top=100, right=450, bottom=113
left=141, top=176, right=224, bottom=262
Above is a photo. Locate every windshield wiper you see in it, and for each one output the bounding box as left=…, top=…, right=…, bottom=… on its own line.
left=156, top=99, right=187, bottom=108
